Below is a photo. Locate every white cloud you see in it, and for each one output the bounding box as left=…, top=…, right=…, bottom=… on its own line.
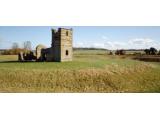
left=74, top=37, right=160, bottom=50
left=104, top=41, right=127, bottom=50
left=73, top=42, right=84, bottom=48
left=91, top=43, right=105, bottom=49
left=104, top=41, right=114, bottom=48
left=129, top=38, right=154, bottom=45
left=74, top=42, right=106, bottom=49
left=128, top=38, right=160, bottom=49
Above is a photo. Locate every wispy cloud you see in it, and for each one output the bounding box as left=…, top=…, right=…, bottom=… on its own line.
left=128, top=38, right=153, bottom=44
left=104, top=41, right=126, bottom=50
left=74, top=41, right=106, bottom=49
left=128, top=38, right=160, bottom=49
left=74, top=36, right=160, bottom=50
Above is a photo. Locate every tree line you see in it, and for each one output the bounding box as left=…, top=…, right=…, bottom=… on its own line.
left=109, top=47, right=160, bottom=55
left=1, top=41, right=32, bottom=55
left=144, top=47, right=160, bottom=55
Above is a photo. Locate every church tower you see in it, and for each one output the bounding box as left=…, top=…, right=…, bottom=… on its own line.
left=51, top=28, right=73, bottom=62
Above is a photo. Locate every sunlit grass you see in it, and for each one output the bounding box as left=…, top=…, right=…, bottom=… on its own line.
left=0, top=50, right=160, bottom=92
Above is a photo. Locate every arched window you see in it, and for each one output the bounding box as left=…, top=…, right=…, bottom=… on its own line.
left=66, top=31, right=69, bottom=36
left=66, top=50, right=69, bottom=56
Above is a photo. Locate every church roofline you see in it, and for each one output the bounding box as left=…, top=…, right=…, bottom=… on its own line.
left=58, top=28, right=72, bottom=31
left=51, top=28, right=72, bottom=33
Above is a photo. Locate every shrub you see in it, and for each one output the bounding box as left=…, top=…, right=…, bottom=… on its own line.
left=144, top=47, right=158, bottom=55
left=108, top=51, right=113, bottom=55
left=115, top=49, right=125, bottom=55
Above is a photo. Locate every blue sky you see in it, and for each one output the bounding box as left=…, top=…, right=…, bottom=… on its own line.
left=0, top=26, right=160, bottom=50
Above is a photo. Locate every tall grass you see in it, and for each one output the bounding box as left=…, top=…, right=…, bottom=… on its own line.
left=0, top=51, right=160, bottom=92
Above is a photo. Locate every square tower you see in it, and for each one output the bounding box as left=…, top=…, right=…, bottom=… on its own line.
left=52, top=28, right=73, bottom=62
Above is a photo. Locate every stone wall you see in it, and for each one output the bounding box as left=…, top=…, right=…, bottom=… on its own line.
left=36, top=44, right=46, bottom=61
left=52, top=28, right=73, bottom=62
left=20, top=28, right=73, bottom=62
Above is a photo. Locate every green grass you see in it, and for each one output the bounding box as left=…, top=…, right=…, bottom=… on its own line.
left=73, top=49, right=108, bottom=55
left=0, top=50, right=160, bottom=92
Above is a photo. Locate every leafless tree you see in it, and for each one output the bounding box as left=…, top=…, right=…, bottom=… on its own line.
left=12, top=42, right=19, bottom=49
left=23, top=41, right=32, bottom=50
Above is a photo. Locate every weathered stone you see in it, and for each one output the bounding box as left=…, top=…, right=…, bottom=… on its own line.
left=18, top=52, right=24, bottom=61
left=36, top=44, right=46, bottom=61
left=18, top=27, right=73, bottom=62
left=52, top=28, right=73, bottom=62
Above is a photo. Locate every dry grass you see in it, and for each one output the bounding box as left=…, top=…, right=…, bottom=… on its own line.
left=0, top=51, right=160, bottom=93
left=0, top=55, right=17, bottom=61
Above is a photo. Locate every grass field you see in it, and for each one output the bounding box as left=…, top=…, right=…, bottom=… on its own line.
left=0, top=50, right=160, bottom=92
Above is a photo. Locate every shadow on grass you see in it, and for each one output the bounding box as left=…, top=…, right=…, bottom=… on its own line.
left=0, top=60, right=63, bottom=63
left=0, top=61, right=36, bottom=63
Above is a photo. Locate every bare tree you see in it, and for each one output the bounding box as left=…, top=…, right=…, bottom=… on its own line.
left=12, top=42, right=19, bottom=49
left=23, top=41, right=32, bottom=50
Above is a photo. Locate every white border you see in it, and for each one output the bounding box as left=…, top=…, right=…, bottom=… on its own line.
left=0, top=93, right=160, bottom=120
left=0, top=0, right=160, bottom=120
left=0, top=0, right=160, bottom=26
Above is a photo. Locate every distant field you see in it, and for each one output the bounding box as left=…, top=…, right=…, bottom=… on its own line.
left=0, top=50, right=160, bottom=92
left=0, top=55, right=18, bottom=61
left=124, top=50, right=145, bottom=54
left=73, top=49, right=108, bottom=55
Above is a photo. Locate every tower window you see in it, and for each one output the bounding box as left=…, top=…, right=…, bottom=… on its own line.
left=66, top=31, right=69, bottom=36
left=66, top=50, right=69, bottom=56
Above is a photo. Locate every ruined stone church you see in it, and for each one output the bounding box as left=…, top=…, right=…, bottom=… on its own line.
left=37, top=28, right=73, bottom=62
left=18, top=28, right=73, bottom=62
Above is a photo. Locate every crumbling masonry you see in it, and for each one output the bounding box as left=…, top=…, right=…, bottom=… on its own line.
left=18, top=28, right=73, bottom=62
